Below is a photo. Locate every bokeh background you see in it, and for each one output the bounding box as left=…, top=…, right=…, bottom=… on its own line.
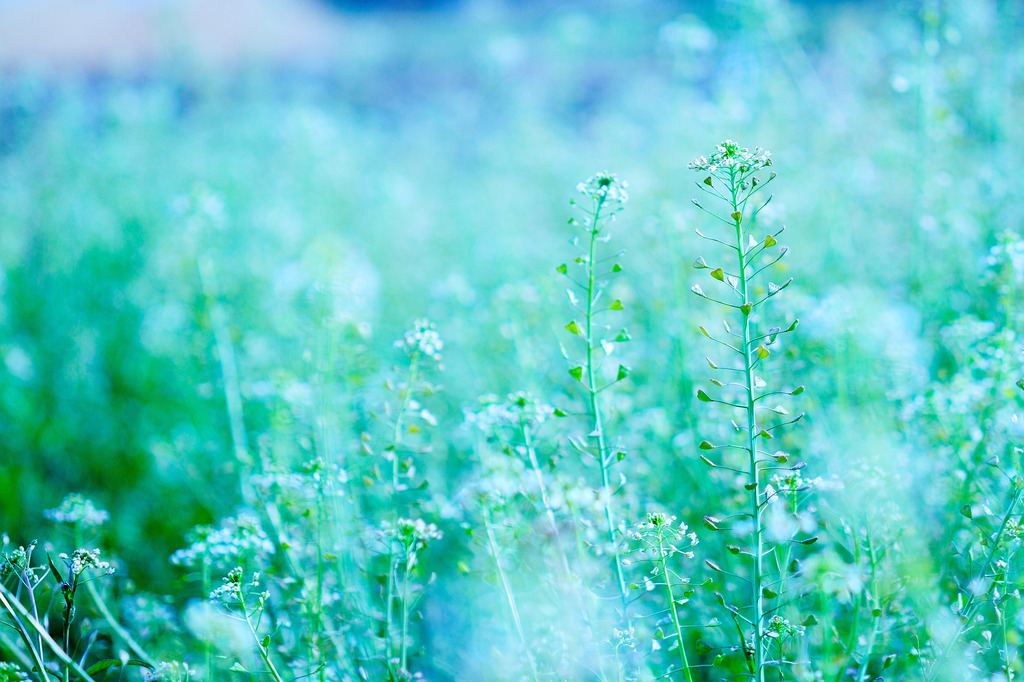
left=0, top=0, right=1022, bottom=677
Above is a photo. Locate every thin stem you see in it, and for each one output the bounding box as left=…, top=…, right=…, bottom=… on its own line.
left=731, top=172, right=766, bottom=682
left=657, top=532, right=694, bottom=682
left=483, top=506, right=540, bottom=682
left=584, top=197, right=630, bottom=626
left=385, top=355, right=419, bottom=671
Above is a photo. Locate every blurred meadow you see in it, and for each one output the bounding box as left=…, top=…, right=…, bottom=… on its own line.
left=1, top=0, right=1023, bottom=680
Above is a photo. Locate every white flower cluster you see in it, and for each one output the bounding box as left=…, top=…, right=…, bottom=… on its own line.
left=395, top=318, right=443, bottom=362
left=690, top=140, right=772, bottom=174
left=208, top=567, right=244, bottom=603
left=464, top=391, right=555, bottom=432
left=765, top=615, right=805, bottom=638
left=44, top=494, right=109, bottom=528
left=629, top=512, right=699, bottom=560
left=170, top=513, right=275, bottom=568
left=577, top=172, right=629, bottom=206
left=60, top=548, right=114, bottom=577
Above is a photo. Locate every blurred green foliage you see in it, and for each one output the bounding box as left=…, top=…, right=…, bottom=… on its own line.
left=0, top=0, right=1022, bottom=678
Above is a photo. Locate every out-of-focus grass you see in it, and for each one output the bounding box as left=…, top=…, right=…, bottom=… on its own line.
left=0, top=0, right=1021, bottom=677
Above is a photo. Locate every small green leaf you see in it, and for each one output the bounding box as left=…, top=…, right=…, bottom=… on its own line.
left=86, top=660, right=155, bottom=675
left=730, top=211, right=742, bottom=222
left=565, top=320, right=581, bottom=335
left=609, top=300, right=624, bottom=311
left=698, top=326, right=712, bottom=338
left=616, top=451, right=627, bottom=461
left=786, top=318, right=800, bottom=332
left=706, top=356, right=718, bottom=369
left=795, top=536, right=818, bottom=545
left=802, top=615, right=819, bottom=626
left=764, top=234, right=777, bottom=247
left=727, top=545, right=741, bottom=555
left=740, top=303, right=752, bottom=316
left=712, top=654, right=725, bottom=665
left=1017, top=378, right=1024, bottom=392
left=696, top=389, right=712, bottom=402
left=553, top=408, right=568, bottom=417
left=705, top=559, right=723, bottom=572
left=261, top=635, right=271, bottom=649
left=457, top=561, right=471, bottom=574
left=790, top=386, right=805, bottom=395
left=568, top=366, right=583, bottom=381
left=614, top=329, right=631, bottom=342
left=882, top=654, right=896, bottom=669
left=709, top=378, right=723, bottom=387
left=703, top=176, right=713, bottom=187
left=699, top=440, right=715, bottom=450
left=703, top=516, right=720, bottom=530
left=762, top=587, right=778, bottom=599
left=710, top=268, right=725, bottom=281
left=960, top=504, right=972, bottom=519
left=556, top=263, right=568, bottom=274
left=611, top=263, right=623, bottom=272
left=616, top=364, right=630, bottom=381
left=699, top=454, right=716, bottom=467
left=229, top=663, right=248, bottom=673
left=695, top=639, right=712, bottom=655
left=47, top=553, right=65, bottom=585
left=756, top=345, right=770, bottom=359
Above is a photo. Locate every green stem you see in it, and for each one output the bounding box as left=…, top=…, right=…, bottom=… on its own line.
left=385, top=356, right=419, bottom=673
left=732, top=175, right=765, bottom=682
left=198, top=255, right=252, bottom=505
left=0, top=582, right=96, bottom=682
left=483, top=506, right=540, bottom=682
left=584, top=198, right=629, bottom=626
left=240, top=602, right=285, bottom=682
left=84, top=580, right=156, bottom=666
left=657, top=533, right=694, bottom=682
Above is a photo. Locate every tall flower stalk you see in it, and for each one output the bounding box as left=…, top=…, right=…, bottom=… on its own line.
left=689, top=141, right=805, bottom=680
left=561, top=172, right=633, bottom=634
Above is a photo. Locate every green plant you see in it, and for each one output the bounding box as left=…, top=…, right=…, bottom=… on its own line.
left=689, top=141, right=807, bottom=680
left=560, top=171, right=636, bottom=672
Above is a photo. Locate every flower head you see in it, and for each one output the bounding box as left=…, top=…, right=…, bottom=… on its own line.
left=576, top=172, right=629, bottom=206
left=395, top=318, right=443, bottom=362
left=690, top=140, right=772, bottom=174
left=44, top=494, right=109, bottom=528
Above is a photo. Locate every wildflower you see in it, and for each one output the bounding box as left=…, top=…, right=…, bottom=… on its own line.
left=765, top=615, right=805, bottom=638
left=0, top=543, right=32, bottom=580
left=576, top=172, right=629, bottom=206
left=0, top=662, right=27, bottom=682
left=689, top=140, right=772, bottom=174
left=43, top=494, right=109, bottom=528
left=170, top=512, right=275, bottom=568
left=395, top=318, right=443, bottom=362
left=209, top=567, right=244, bottom=603
left=59, top=548, right=114, bottom=577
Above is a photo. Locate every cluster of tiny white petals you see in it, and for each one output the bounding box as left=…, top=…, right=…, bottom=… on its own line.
left=59, top=548, right=114, bottom=577
left=44, top=494, right=109, bottom=528
left=690, top=140, right=772, bottom=174
left=395, top=318, right=443, bottom=362
left=208, top=566, right=244, bottom=603
left=577, top=172, right=629, bottom=205
left=464, top=391, right=555, bottom=432
left=765, top=615, right=805, bottom=638
left=170, top=513, right=275, bottom=568
left=629, top=512, right=699, bottom=560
